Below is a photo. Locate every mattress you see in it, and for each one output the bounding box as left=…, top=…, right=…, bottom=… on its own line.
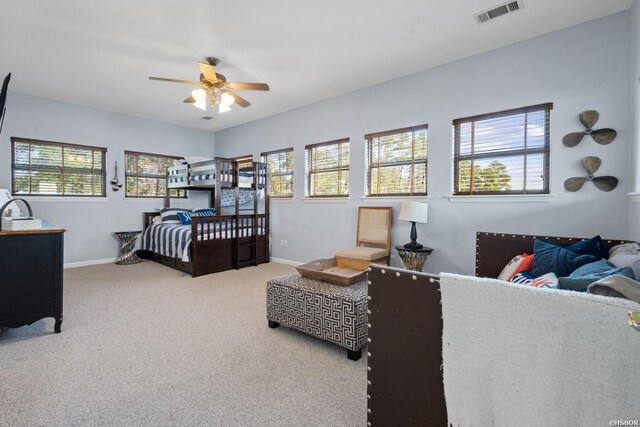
left=168, top=166, right=253, bottom=188
left=141, top=222, right=264, bottom=262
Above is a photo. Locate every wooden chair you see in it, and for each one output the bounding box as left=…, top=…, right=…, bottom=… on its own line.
left=335, top=206, right=393, bottom=271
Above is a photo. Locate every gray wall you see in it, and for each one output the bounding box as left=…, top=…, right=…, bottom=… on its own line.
left=630, top=0, right=640, bottom=241
left=0, top=93, right=215, bottom=264
left=215, top=12, right=633, bottom=275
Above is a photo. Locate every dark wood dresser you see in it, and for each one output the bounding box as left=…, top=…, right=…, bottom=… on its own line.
left=0, top=225, right=65, bottom=333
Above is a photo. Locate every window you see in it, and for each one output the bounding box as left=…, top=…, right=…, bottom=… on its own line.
left=453, top=103, right=553, bottom=195
left=365, top=125, right=428, bottom=196
left=305, top=138, right=350, bottom=197
left=124, top=151, right=185, bottom=198
left=11, top=137, right=106, bottom=197
left=261, top=148, right=294, bottom=198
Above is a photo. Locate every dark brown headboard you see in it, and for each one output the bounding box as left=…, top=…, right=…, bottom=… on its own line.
left=143, top=211, right=160, bottom=231
left=475, top=232, right=632, bottom=278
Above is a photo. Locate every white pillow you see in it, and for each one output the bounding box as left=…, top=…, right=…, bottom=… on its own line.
left=510, top=272, right=559, bottom=289
left=608, top=243, right=640, bottom=279
left=498, top=254, right=531, bottom=281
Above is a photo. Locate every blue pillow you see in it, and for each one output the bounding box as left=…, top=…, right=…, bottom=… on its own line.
left=177, top=209, right=216, bottom=225
left=194, top=209, right=215, bottom=216
left=558, top=259, right=636, bottom=292
left=160, top=208, right=191, bottom=224
left=530, top=240, right=598, bottom=277
left=547, top=235, right=609, bottom=259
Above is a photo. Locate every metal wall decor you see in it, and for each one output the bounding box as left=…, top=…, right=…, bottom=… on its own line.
left=110, top=161, right=123, bottom=191
left=564, top=156, right=618, bottom=192
left=562, top=110, right=617, bottom=147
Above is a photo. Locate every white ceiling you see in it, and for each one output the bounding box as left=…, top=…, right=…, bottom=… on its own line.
left=0, top=0, right=634, bottom=132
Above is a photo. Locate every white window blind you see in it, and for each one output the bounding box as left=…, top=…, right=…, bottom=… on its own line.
left=365, top=124, right=428, bottom=196
left=125, top=151, right=185, bottom=198
left=453, top=103, right=552, bottom=195
left=261, top=148, right=294, bottom=198
left=305, top=138, right=350, bottom=197
left=11, top=137, right=106, bottom=197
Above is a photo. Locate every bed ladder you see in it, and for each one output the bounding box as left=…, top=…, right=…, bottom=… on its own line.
left=234, top=163, right=259, bottom=269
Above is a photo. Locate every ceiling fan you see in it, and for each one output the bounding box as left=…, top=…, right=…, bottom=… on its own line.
left=148, top=57, right=269, bottom=113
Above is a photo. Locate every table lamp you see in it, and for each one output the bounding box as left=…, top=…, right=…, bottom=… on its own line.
left=399, top=201, right=428, bottom=249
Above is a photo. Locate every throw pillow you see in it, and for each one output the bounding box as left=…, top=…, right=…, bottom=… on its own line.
left=530, top=239, right=598, bottom=277
left=194, top=209, right=215, bottom=216
left=547, top=235, right=609, bottom=259
left=498, top=253, right=534, bottom=281
left=177, top=209, right=216, bottom=225
left=558, top=259, right=636, bottom=292
left=608, top=243, right=640, bottom=280
left=160, top=208, right=191, bottom=224
left=510, top=271, right=559, bottom=289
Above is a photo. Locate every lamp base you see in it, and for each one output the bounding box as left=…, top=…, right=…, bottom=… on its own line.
left=403, top=242, right=424, bottom=250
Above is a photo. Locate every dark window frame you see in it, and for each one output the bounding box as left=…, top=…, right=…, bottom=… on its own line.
left=452, top=103, right=553, bottom=196
left=124, top=150, right=186, bottom=199
left=11, top=137, right=107, bottom=197
left=260, top=147, right=294, bottom=198
left=305, top=138, right=350, bottom=198
left=365, top=124, right=428, bottom=197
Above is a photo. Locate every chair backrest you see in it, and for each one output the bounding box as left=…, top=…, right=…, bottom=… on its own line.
left=356, top=207, right=392, bottom=253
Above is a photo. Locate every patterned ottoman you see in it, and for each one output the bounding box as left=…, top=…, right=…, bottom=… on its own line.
left=266, top=273, right=368, bottom=360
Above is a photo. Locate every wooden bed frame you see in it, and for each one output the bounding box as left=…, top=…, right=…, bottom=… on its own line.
left=142, top=157, right=270, bottom=277
left=366, top=231, right=632, bottom=425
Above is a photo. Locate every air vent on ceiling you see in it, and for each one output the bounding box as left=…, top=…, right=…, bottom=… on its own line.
left=475, top=0, right=523, bottom=24
left=200, top=116, right=215, bottom=121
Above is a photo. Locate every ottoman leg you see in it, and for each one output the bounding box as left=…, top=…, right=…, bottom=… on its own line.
left=347, top=348, right=362, bottom=361
left=268, top=320, right=280, bottom=329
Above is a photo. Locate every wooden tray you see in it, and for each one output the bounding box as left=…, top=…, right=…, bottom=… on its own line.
left=296, top=258, right=368, bottom=286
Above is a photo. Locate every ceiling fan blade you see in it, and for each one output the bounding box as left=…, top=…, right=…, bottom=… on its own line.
left=591, top=128, right=617, bottom=145
left=183, top=96, right=196, bottom=104
left=579, top=110, right=599, bottom=129
left=223, top=89, right=251, bottom=108
left=564, top=177, right=586, bottom=192
left=226, top=82, right=270, bottom=91
left=593, top=176, right=618, bottom=192
left=198, top=63, right=219, bottom=83
left=582, top=156, right=601, bottom=175
left=149, top=77, right=205, bottom=86
left=562, top=132, right=584, bottom=147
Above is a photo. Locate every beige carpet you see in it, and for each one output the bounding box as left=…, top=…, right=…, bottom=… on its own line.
left=0, top=262, right=367, bottom=427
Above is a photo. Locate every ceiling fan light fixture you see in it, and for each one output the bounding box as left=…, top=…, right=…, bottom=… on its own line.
left=191, top=89, right=207, bottom=111
left=220, top=92, right=235, bottom=107
left=218, top=103, right=232, bottom=113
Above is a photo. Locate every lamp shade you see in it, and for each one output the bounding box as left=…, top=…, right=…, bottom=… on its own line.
left=399, top=201, right=428, bottom=224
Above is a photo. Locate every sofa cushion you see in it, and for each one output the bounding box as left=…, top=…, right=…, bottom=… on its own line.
left=498, top=253, right=534, bottom=281
left=608, top=243, right=640, bottom=279
left=530, top=240, right=598, bottom=277
left=558, top=259, right=636, bottom=292
left=335, top=247, right=389, bottom=261
left=547, top=235, right=609, bottom=259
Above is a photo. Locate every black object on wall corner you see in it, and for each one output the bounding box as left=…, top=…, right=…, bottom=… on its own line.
left=0, top=73, right=11, bottom=135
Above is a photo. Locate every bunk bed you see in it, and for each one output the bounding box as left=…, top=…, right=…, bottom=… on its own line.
left=141, top=157, right=270, bottom=277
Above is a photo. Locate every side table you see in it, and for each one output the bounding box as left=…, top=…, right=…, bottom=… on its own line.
left=395, top=246, right=433, bottom=272
left=114, top=231, right=142, bottom=265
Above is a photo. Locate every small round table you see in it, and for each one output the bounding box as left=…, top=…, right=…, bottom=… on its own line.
left=114, top=231, right=142, bottom=265
left=395, top=246, right=433, bottom=272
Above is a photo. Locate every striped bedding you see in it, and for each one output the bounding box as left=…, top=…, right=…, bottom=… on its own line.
left=168, top=169, right=253, bottom=188
left=141, top=222, right=264, bottom=262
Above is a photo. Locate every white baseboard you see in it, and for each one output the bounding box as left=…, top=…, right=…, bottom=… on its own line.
left=269, top=257, right=303, bottom=266
left=64, top=258, right=116, bottom=269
